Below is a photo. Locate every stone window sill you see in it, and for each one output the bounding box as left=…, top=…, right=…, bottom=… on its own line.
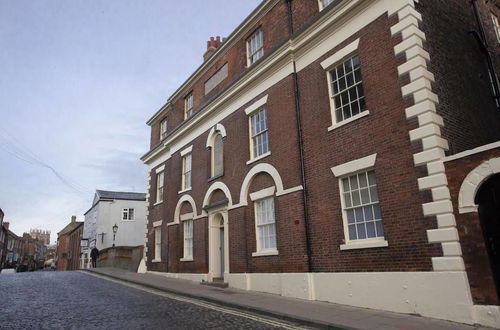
left=252, top=249, right=279, bottom=257
left=340, top=239, right=388, bottom=251
left=151, top=259, right=161, bottom=263
left=328, top=110, right=370, bottom=131
left=178, top=188, right=192, bottom=195
left=180, top=257, right=193, bottom=262
left=246, top=151, right=271, bottom=166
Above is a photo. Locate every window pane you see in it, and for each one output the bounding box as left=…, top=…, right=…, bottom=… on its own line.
left=355, top=207, right=364, bottom=223
left=366, top=222, right=376, bottom=238
left=344, top=192, right=352, bottom=208
left=363, top=206, right=373, bottom=221
left=360, top=188, right=370, bottom=204
left=342, top=178, right=350, bottom=191
left=351, top=191, right=360, bottom=206
left=373, top=204, right=382, bottom=219
left=348, top=224, right=357, bottom=240
left=349, top=176, right=358, bottom=190
left=356, top=223, right=366, bottom=239
left=375, top=220, right=384, bottom=237
left=346, top=209, right=355, bottom=224
left=358, top=172, right=368, bottom=187
left=369, top=186, right=379, bottom=202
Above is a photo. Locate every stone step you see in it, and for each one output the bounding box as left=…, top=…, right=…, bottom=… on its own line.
left=201, top=280, right=228, bottom=288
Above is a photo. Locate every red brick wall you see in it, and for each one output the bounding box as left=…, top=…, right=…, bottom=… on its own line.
left=418, top=0, right=500, bottom=155
left=296, top=13, right=440, bottom=272
left=445, top=147, right=500, bottom=305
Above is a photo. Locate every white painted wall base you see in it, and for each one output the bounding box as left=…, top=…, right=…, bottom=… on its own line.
left=137, top=258, right=147, bottom=274
left=146, top=270, right=498, bottom=327
left=473, top=305, right=500, bottom=328
left=147, top=271, right=208, bottom=282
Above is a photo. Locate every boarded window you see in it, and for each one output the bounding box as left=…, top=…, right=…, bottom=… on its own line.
left=205, top=63, right=228, bottom=95
left=212, top=133, right=223, bottom=176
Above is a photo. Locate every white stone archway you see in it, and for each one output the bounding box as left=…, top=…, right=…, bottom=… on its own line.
left=174, top=194, right=198, bottom=223
left=202, top=181, right=233, bottom=210
left=458, top=157, right=500, bottom=214
left=238, top=163, right=285, bottom=206
left=205, top=123, right=227, bottom=148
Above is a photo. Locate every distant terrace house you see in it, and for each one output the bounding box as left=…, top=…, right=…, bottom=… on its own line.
left=81, top=190, right=146, bottom=269
left=0, top=208, right=5, bottom=270
left=56, top=216, right=83, bottom=271
left=140, top=0, right=500, bottom=328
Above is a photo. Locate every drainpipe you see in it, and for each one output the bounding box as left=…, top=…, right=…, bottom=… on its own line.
left=286, top=0, right=313, bottom=273
left=470, top=0, right=500, bottom=109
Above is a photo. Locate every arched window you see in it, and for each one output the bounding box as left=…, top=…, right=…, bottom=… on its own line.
left=212, top=133, right=224, bottom=177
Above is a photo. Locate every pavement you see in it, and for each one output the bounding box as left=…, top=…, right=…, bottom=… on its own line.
left=85, top=267, right=493, bottom=330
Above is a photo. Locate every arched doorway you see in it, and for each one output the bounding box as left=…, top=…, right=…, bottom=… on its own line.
left=476, top=173, right=500, bottom=298
left=208, top=210, right=227, bottom=280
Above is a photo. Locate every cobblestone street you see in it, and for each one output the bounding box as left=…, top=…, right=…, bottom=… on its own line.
left=0, top=271, right=302, bottom=330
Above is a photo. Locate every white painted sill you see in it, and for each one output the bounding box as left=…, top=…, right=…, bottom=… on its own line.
left=180, top=257, right=194, bottom=262
left=340, top=239, right=388, bottom=251
left=177, top=188, right=192, bottom=195
left=328, top=110, right=370, bottom=131
left=153, top=201, right=163, bottom=206
left=246, top=151, right=271, bottom=165
left=252, top=249, right=279, bottom=257
left=152, top=259, right=161, bottom=263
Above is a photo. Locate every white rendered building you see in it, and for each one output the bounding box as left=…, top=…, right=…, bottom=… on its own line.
left=81, top=190, right=146, bottom=269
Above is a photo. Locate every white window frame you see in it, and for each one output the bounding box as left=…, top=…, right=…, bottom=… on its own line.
left=180, top=214, right=194, bottom=261
left=122, top=208, right=134, bottom=221
left=152, top=221, right=162, bottom=263
left=250, top=187, right=278, bottom=257
left=160, top=118, right=168, bottom=140
left=245, top=95, right=271, bottom=164
left=156, top=171, right=164, bottom=204
left=492, top=13, right=500, bottom=44
left=320, top=39, right=370, bottom=131
left=247, top=29, right=264, bottom=66
left=184, top=92, right=194, bottom=119
left=181, top=153, right=192, bottom=191
left=318, top=0, right=335, bottom=11
left=330, top=154, right=388, bottom=250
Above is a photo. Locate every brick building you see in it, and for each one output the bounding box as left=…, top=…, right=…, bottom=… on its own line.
left=0, top=209, right=6, bottom=271
left=141, top=0, right=500, bottom=327
left=56, top=216, right=83, bottom=271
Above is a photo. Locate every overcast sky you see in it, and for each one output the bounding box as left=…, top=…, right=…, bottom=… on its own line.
left=0, top=0, right=261, bottom=243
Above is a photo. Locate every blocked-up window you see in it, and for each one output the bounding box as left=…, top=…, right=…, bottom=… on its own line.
left=160, top=118, right=168, bottom=140
left=329, top=55, right=366, bottom=123
left=212, top=133, right=224, bottom=177
left=247, top=29, right=264, bottom=65
left=255, top=197, right=276, bottom=251
left=250, top=108, right=269, bottom=158
left=340, top=170, right=384, bottom=241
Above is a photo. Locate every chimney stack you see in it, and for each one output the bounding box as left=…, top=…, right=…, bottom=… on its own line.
left=203, top=36, right=225, bottom=61
left=71, top=215, right=76, bottom=223
left=3, top=222, right=9, bottom=230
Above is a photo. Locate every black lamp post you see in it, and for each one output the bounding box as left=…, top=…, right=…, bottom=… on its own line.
left=112, top=224, right=118, bottom=247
